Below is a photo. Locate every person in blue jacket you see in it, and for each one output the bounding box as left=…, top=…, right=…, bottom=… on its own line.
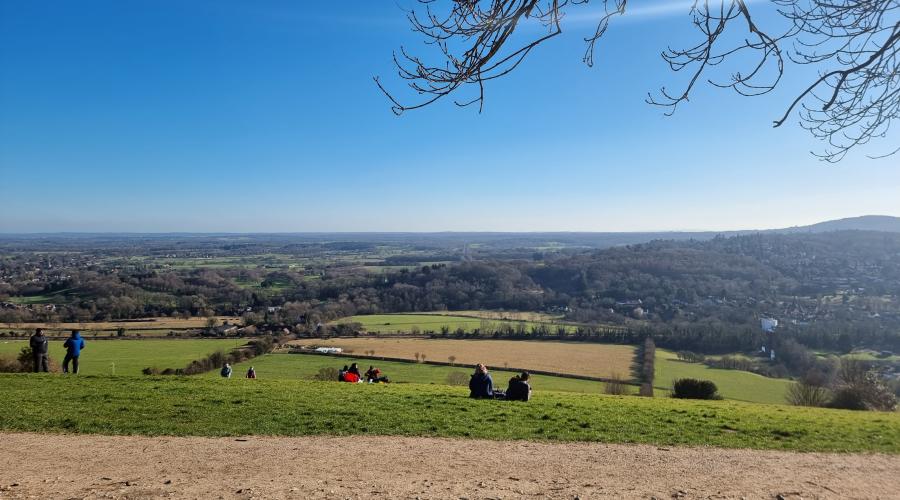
left=469, top=363, right=494, bottom=399
left=62, top=330, right=85, bottom=374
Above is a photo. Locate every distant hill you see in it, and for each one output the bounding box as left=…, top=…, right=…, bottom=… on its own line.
left=778, top=215, right=900, bottom=233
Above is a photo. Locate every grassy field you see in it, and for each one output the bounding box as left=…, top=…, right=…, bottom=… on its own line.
left=655, top=349, right=793, bottom=405
left=0, top=339, right=246, bottom=376
left=291, top=338, right=635, bottom=379
left=205, top=353, right=618, bottom=394
left=334, top=313, right=576, bottom=334
left=1, top=375, right=897, bottom=453
left=418, top=310, right=565, bottom=322
left=2, top=316, right=241, bottom=332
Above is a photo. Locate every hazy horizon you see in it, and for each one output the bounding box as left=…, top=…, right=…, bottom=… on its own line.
left=0, top=213, right=897, bottom=235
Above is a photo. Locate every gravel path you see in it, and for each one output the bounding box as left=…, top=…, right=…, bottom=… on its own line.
left=1, top=432, right=897, bottom=499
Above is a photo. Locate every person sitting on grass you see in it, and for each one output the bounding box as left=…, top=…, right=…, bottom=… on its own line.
left=62, top=330, right=85, bottom=374
left=506, top=371, right=532, bottom=401
left=246, top=366, right=256, bottom=379
left=365, top=365, right=381, bottom=382
left=338, top=365, right=349, bottom=381
left=348, top=363, right=361, bottom=378
left=343, top=370, right=360, bottom=383
left=220, top=363, right=232, bottom=378
left=469, top=363, right=494, bottom=399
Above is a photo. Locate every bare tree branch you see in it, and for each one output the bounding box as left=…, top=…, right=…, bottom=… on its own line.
left=378, top=0, right=900, bottom=161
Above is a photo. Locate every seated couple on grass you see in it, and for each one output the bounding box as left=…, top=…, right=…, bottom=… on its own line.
left=469, top=363, right=532, bottom=401
left=337, top=363, right=390, bottom=383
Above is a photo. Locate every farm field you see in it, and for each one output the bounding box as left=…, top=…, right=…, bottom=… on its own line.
left=1, top=374, right=898, bottom=453
left=0, top=339, right=246, bottom=376
left=207, top=353, right=616, bottom=394
left=334, top=313, right=577, bottom=334
left=417, top=310, right=565, bottom=322
left=290, top=338, right=635, bottom=379
left=655, top=349, right=793, bottom=405
left=1, top=316, right=241, bottom=332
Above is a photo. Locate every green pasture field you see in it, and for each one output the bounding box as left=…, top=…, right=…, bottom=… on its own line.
left=4, top=329, right=181, bottom=339
left=655, top=349, right=793, bottom=405
left=0, top=339, right=246, bottom=376
left=7, top=287, right=78, bottom=305
left=1, top=375, right=897, bottom=452
left=335, top=314, right=575, bottom=334
left=202, top=353, right=620, bottom=394
left=814, top=350, right=900, bottom=363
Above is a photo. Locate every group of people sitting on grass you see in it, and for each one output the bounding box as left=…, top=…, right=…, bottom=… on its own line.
left=469, top=363, right=532, bottom=401
left=338, top=363, right=390, bottom=383
left=28, top=328, right=85, bottom=374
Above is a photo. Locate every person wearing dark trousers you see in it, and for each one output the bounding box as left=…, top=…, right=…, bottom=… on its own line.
left=62, top=330, right=85, bottom=374
left=29, top=328, right=50, bottom=373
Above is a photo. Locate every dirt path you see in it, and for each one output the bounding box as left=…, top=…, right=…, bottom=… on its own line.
left=0, top=433, right=897, bottom=499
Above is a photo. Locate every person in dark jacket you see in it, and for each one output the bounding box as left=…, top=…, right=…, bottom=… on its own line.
left=469, top=363, right=494, bottom=399
left=348, top=363, right=361, bottom=377
left=506, top=372, right=532, bottom=401
left=62, top=330, right=85, bottom=374
left=29, top=328, right=50, bottom=373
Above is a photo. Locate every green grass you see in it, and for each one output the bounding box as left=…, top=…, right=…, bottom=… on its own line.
left=6, top=287, right=78, bottom=305
left=0, top=339, right=246, bottom=376
left=1, top=374, right=897, bottom=453
left=337, top=313, right=575, bottom=334
left=655, top=349, right=793, bottom=405
left=205, top=353, right=619, bottom=394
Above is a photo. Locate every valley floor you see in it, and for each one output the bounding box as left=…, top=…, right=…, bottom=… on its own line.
left=1, top=432, right=897, bottom=499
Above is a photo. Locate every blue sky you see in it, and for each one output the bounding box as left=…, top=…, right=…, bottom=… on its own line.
left=1, top=0, right=898, bottom=233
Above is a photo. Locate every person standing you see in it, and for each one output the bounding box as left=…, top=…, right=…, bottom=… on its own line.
left=62, top=330, right=85, bottom=374
left=29, top=328, right=50, bottom=373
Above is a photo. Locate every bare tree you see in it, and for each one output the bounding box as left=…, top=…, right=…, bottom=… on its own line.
left=377, top=0, right=899, bottom=161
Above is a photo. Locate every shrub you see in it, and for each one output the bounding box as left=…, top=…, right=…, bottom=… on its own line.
left=707, top=355, right=755, bottom=372
left=313, top=367, right=340, bottom=381
left=786, top=381, right=831, bottom=407
left=676, top=351, right=705, bottom=363
left=604, top=374, right=629, bottom=395
left=142, top=367, right=161, bottom=376
left=828, top=387, right=869, bottom=410
left=5, top=347, right=61, bottom=373
left=671, top=378, right=721, bottom=400
left=0, top=355, right=25, bottom=373
left=446, top=371, right=469, bottom=386
left=828, top=359, right=898, bottom=411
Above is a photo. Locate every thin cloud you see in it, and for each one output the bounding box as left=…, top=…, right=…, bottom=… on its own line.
left=561, top=0, right=765, bottom=26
